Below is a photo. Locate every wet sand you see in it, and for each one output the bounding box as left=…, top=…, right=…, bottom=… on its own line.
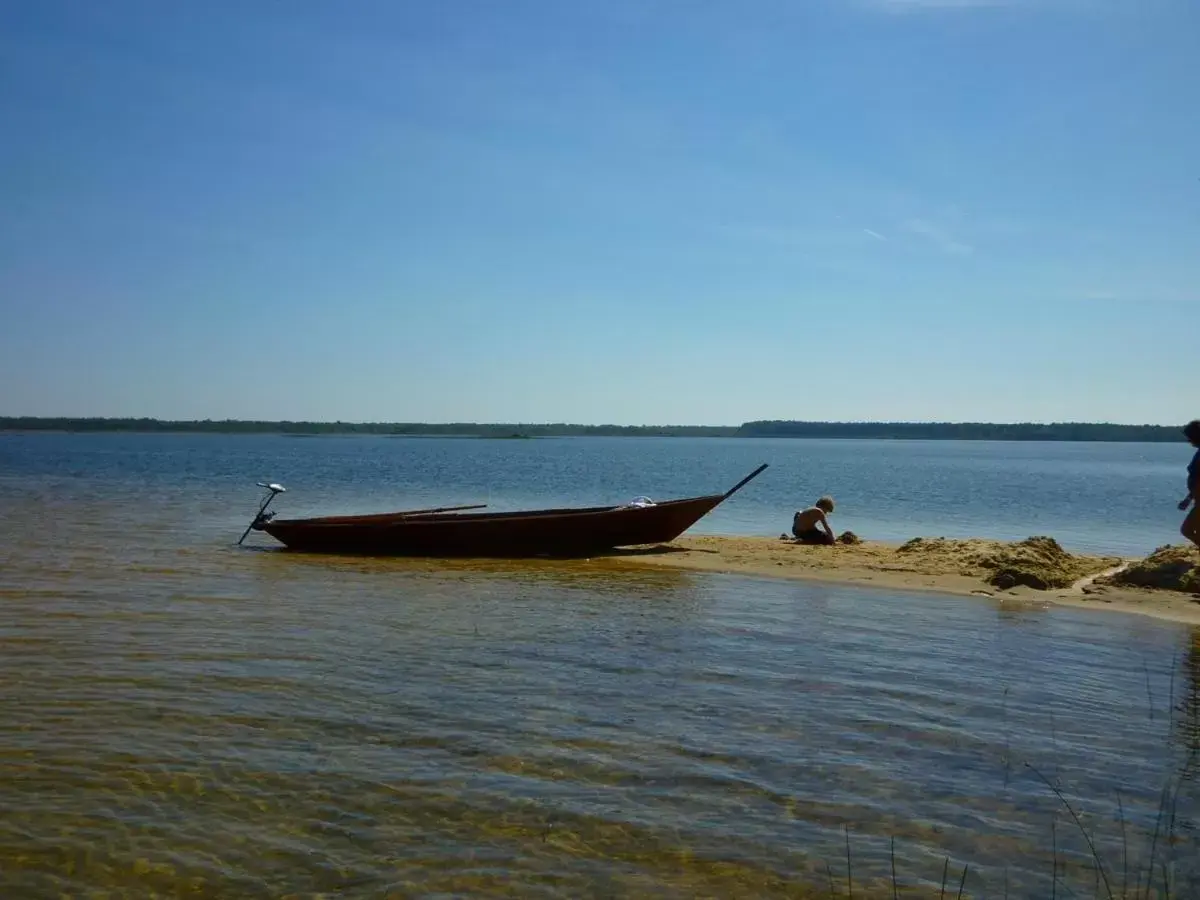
left=607, top=535, right=1200, bottom=626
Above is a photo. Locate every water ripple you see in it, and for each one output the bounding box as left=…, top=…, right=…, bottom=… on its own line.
left=2, top=456, right=1200, bottom=897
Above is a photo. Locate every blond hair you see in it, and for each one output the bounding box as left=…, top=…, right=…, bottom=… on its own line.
left=816, top=496, right=835, bottom=513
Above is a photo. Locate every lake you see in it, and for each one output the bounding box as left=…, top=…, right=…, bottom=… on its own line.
left=0, top=433, right=1197, bottom=897
left=2, top=431, right=1192, bottom=556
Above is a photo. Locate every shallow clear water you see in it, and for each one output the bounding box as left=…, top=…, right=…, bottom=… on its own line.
left=1, top=434, right=1197, bottom=897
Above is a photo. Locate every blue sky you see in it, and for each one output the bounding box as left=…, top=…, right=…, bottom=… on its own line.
left=2, top=0, right=1197, bottom=425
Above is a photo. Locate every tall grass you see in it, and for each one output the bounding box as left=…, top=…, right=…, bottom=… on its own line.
left=819, top=771, right=1187, bottom=899
left=814, top=674, right=1197, bottom=899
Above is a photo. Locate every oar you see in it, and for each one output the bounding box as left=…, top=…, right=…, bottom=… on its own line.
left=722, top=463, right=769, bottom=498
left=395, top=504, right=487, bottom=516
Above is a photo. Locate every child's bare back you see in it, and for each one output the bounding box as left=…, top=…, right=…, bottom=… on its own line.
left=792, top=496, right=835, bottom=545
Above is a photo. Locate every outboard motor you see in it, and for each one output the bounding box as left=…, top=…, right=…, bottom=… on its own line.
left=238, top=482, right=286, bottom=545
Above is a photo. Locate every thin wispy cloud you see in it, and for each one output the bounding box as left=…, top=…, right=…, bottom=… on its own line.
left=1069, top=287, right=1199, bottom=304
left=716, top=224, right=818, bottom=248
left=859, top=0, right=1011, bottom=12
left=903, top=218, right=973, bottom=255
left=716, top=222, right=894, bottom=252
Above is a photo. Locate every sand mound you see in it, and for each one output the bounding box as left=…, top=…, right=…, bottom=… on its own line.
left=1100, top=545, right=1200, bottom=594
left=979, top=536, right=1097, bottom=590
left=896, top=535, right=1116, bottom=590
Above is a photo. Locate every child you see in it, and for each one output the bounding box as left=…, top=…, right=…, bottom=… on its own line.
left=792, top=496, right=836, bottom=545
left=1179, top=420, right=1200, bottom=549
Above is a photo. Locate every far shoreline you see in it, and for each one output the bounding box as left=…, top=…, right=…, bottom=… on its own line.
left=0, top=417, right=1186, bottom=443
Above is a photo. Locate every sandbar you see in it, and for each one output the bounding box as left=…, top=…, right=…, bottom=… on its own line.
left=604, top=535, right=1200, bottom=627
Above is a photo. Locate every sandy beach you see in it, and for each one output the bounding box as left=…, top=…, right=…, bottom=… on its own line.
left=607, top=534, right=1200, bottom=626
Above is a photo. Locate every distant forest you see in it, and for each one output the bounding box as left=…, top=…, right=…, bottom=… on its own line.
left=0, top=417, right=1186, bottom=442
left=736, top=420, right=1183, bottom=442
left=0, top=418, right=737, bottom=437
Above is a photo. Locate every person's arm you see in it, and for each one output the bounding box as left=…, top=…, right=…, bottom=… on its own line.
left=818, top=510, right=835, bottom=538
left=1186, top=455, right=1200, bottom=509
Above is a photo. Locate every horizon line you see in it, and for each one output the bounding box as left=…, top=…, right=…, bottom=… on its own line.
left=0, top=416, right=1186, bottom=430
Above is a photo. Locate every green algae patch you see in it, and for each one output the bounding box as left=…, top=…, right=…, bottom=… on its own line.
left=1099, top=544, right=1200, bottom=594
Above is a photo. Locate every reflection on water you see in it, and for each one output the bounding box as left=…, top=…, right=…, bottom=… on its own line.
left=1, top=465, right=1199, bottom=897
left=1178, top=630, right=1200, bottom=772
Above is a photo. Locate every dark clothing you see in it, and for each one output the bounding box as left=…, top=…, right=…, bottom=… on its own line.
left=1190, top=449, right=1200, bottom=494
left=793, top=527, right=835, bottom=545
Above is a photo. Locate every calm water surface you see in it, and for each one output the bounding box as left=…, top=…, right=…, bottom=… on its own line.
left=1, top=434, right=1198, bottom=897
left=1, top=431, right=1193, bottom=555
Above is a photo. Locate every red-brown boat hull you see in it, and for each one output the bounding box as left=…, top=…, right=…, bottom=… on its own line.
left=259, top=494, right=726, bottom=557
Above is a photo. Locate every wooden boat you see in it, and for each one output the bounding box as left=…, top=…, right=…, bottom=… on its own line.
left=242, top=464, right=768, bottom=557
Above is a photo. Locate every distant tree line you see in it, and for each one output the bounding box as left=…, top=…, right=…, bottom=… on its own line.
left=0, top=417, right=1186, bottom=442
left=0, top=417, right=737, bottom=437
left=736, top=420, right=1185, bottom=442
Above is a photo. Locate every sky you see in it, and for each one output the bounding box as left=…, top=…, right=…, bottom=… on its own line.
left=1, top=0, right=1198, bottom=426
